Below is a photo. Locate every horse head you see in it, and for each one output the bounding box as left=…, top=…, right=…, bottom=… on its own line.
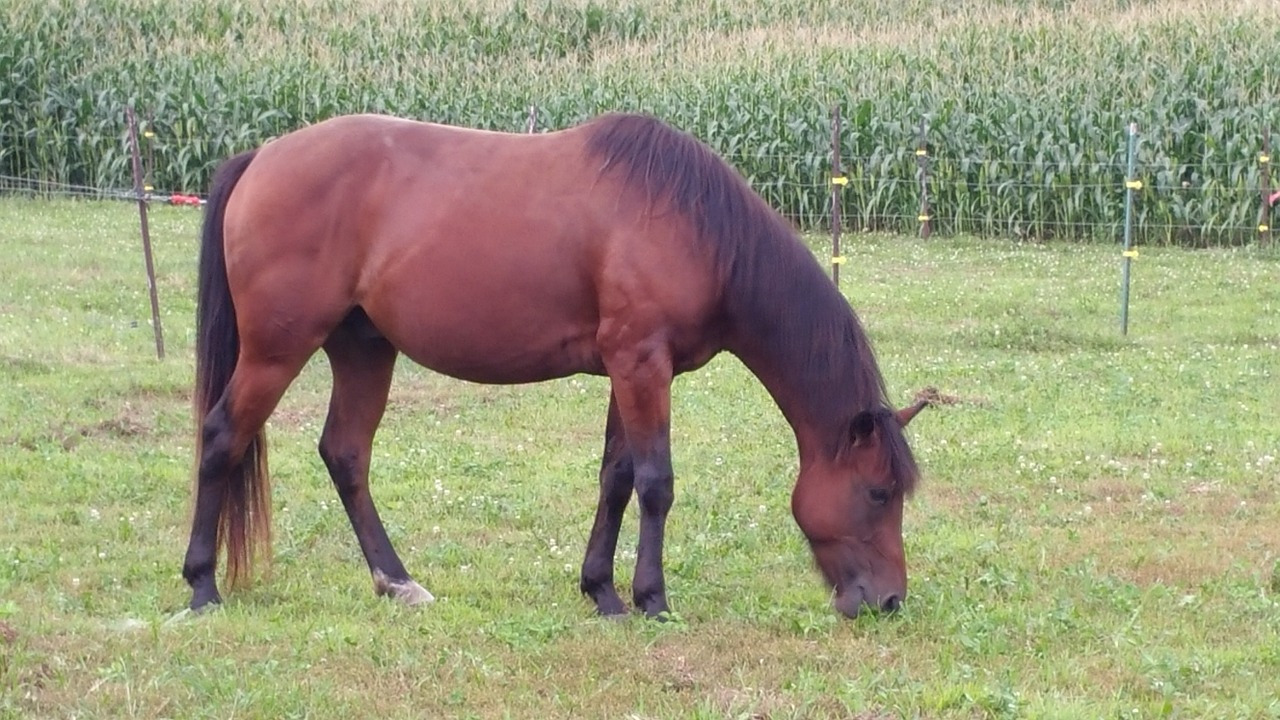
left=791, top=399, right=928, bottom=617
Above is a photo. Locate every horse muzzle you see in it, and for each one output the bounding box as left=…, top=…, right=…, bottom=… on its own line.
left=833, top=585, right=904, bottom=618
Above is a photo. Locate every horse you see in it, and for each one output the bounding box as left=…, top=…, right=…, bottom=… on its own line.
left=182, top=112, right=928, bottom=620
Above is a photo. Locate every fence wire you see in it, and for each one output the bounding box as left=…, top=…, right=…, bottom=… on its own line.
left=2, top=136, right=1273, bottom=244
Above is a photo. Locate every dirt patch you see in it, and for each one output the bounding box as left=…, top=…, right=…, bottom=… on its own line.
left=267, top=403, right=325, bottom=432
left=59, top=412, right=151, bottom=450
left=913, top=385, right=990, bottom=408
left=642, top=639, right=891, bottom=720
left=4, top=407, right=158, bottom=452
left=0, top=355, right=53, bottom=376
left=0, top=620, right=16, bottom=644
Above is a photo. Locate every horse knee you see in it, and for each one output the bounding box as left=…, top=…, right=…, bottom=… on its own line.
left=634, top=465, right=673, bottom=516
left=600, top=455, right=634, bottom=503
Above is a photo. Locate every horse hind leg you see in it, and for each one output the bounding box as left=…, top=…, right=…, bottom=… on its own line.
left=183, top=355, right=308, bottom=611
left=579, top=391, right=634, bottom=616
left=319, top=313, right=431, bottom=606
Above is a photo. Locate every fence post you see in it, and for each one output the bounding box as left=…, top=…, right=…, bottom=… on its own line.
left=126, top=107, right=165, bottom=360
left=1259, top=128, right=1272, bottom=246
left=916, top=117, right=932, bottom=239
left=526, top=105, right=538, bottom=134
left=145, top=111, right=156, bottom=190
left=1120, top=122, right=1140, bottom=336
left=830, top=105, right=846, bottom=284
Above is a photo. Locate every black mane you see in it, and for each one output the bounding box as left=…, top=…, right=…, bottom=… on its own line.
left=583, top=113, right=918, bottom=493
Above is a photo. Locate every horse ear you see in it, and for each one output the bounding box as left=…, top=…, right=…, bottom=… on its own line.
left=849, top=411, right=877, bottom=447
left=896, top=398, right=930, bottom=427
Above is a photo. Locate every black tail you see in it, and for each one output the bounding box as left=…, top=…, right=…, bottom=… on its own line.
left=193, top=149, right=270, bottom=589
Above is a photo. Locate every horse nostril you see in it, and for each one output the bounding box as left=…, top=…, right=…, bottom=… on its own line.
left=881, top=594, right=901, bottom=613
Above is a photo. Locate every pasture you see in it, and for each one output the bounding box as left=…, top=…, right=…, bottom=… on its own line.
left=0, top=198, right=1277, bottom=718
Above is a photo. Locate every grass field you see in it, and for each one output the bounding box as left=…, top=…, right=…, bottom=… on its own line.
left=1, top=198, right=1278, bottom=718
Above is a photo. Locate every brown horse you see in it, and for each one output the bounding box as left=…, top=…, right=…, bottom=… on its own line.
left=182, top=112, right=928, bottom=619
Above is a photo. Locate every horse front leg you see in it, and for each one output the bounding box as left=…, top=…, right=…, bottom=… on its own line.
left=580, top=391, right=635, bottom=616
left=629, top=430, right=675, bottom=617
left=320, top=327, right=432, bottom=605
left=603, top=346, right=676, bottom=618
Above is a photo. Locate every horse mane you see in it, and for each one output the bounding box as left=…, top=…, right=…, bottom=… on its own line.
left=583, top=113, right=918, bottom=494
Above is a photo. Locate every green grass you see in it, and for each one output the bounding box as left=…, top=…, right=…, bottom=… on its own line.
left=1, top=198, right=1279, bottom=718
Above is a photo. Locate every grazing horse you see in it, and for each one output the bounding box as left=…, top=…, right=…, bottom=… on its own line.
left=182, top=112, right=928, bottom=619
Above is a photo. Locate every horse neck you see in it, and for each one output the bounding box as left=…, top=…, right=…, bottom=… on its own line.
left=722, top=248, right=885, bottom=463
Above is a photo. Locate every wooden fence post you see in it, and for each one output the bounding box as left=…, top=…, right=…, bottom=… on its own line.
left=127, top=107, right=165, bottom=360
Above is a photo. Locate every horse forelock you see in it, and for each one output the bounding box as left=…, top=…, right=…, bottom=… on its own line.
left=873, top=407, right=921, bottom=496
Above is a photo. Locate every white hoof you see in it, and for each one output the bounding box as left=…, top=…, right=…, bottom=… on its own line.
left=163, top=608, right=196, bottom=626
left=373, top=570, right=435, bottom=606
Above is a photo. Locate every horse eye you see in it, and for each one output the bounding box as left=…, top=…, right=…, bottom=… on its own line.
left=868, top=488, right=892, bottom=506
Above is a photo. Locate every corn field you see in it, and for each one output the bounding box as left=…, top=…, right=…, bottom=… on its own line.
left=2, top=0, right=1278, bottom=244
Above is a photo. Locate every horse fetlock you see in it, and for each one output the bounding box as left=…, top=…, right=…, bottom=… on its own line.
left=181, top=558, right=211, bottom=584
left=632, top=584, right=669, bottom=617
left=586, top=586, right=628, bottom=616
left=182, top=558, right=220, bottom=595
left=373, top=569, right=435, bottom=606
left=580, top=571, right=628, bottom=616
left=188, top=583, right=223, bottom=612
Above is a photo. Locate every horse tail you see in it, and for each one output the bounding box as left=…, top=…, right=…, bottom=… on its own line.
left=193, top=149, right=268, bottom=590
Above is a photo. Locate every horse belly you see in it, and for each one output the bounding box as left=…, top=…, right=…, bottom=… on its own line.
left=398, top=321, right=604, bottom=384
left=365, top=264, right=605, bottom=384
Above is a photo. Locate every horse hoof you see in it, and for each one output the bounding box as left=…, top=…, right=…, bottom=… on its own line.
left=586, top=588, right=628, bottom=617
left=164, top=605, right=217, bottom=626
left=391, top=581, right=435, bottom=606
left=373, top=570, right=435, bottom=606
left=164, top=608, right=194, bottom=626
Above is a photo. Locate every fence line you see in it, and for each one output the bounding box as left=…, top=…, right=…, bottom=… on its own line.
left=2, top=177, right=1270, bottom=238
left=2, top=117, right=1275, bottom=246
left=0, top=174, right=204, bottom=205
left=4, top=112, right=1275, bottom=348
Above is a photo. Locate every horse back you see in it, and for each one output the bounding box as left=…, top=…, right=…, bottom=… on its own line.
left=220, top=114, right=725, bottom=383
